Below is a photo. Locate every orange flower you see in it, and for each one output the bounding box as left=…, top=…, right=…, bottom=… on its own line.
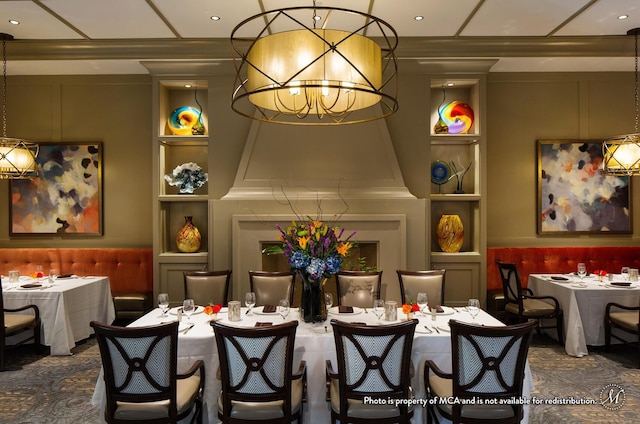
left=402, top=304, right=412, bottom=314
left=298, top=235, right=310, bottom=249
left=336, top=241, right=352, bottom=256
left=204, top=304, right=222, bottom=315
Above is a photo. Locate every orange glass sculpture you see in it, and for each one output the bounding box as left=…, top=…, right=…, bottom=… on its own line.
left=440, top=101, right=474, bottom=134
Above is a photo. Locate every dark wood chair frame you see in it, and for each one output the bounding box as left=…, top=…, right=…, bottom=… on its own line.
left=604, top=302, right=640, bottom=367
left=91, top=321, right=205, bottom=424
left=424, top=319, right=537, bottom=424
left=335, top=270, right=383, bottom=307
left=327, top=318, right=417, bottom=424
left=0, top=283, right=41, bottom=372
left=212, top=320, right=306, bottom=424
left=183, top=269, right=232, bottom=306
left=397, top=269, right=446, bottom=305
left=496, top=260, right=564, bottom=343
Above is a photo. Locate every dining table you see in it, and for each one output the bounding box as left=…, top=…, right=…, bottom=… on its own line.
left=91, top=304, right=533, bottom=424
left=528, top=273, right=640, bottom=357
left=2, top=275, right=115, bottom=356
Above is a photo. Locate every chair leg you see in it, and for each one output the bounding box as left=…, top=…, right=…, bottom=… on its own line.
left=556, top=315, right=564, bottom=345
left=604, top=321, right=611, bottom=351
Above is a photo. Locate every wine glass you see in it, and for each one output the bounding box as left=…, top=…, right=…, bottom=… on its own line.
left=468, top=298, right=480, bottom=320
left=373, top=299, right=385, bottom=321
left=577, top=263, right=587, bottom=281
left=245, top=292, right=256, bottom=315
left=158, top=293, right=170, bottom=318
left=621, top=266, right=630, bottom=281
left=324, top=293, right=334, bottom=311
left=182, top=298, right=195, bottom=321
left=278, top=299, right=290, bottom=320
left=48, top=268, right=58, bottom=285
left=416, top=292, right=428, bottom=316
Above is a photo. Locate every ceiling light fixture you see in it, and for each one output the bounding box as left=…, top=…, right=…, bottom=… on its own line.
left=0, top=33, right=38, bottom=180
left=603, top=28, right=640, bottom=175
left=8, top=20, right=20, bottom=25
left=230, top=2, right=398, bottom=125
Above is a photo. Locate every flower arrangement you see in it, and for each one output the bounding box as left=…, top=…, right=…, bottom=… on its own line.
left=402, top=301, right=420, bottom=315
left=204, top=303, right=222, bottom=321
left=164, top=162, right=208, bottom=194
left=263, top=218, right=356, bottom=322
left=264, top=218, right=356, bottom=282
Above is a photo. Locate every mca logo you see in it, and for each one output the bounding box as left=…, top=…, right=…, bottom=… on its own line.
left=599, top=384, right=625, bottom=411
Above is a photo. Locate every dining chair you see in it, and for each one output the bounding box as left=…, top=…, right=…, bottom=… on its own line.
left=1, top=283, right=41, bottom=372
left=335, top=270, right=382, bottom=308
left=496, top=260, right=564, bottom=344
left=90, top=320, right=205, bottom=424
left=397, top=269, right=446, bottom=306
left=212, top=320, right=306, bottom=423
left=326, top=318, right=417, bottom=424
left=604, top=302, right=640, bottom=367
left=183, top=269, right=232, bottom=306
left=248, top=271, right=295, bottom=306
left=424, top=319, right=537, bottom=424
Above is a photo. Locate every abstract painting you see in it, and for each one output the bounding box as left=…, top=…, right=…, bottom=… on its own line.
left=10, top=143, right=102, bottom=235
left=537, top=140, right=631, bottom=234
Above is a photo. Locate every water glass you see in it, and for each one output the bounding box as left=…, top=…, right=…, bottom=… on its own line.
left=324, top=293, right=333, bottom=310
left=384, top=300, right=397, bottom=321
left=8, top=270, right=19, bottom=284
left=373, top=299, right=385, bottom=320
left=48, top=269, right=58, bottom=284
left=228, top=300, right=242, bottom=321
left=278, top=299, right=290, bottom=320
left=577, top=263, right=587, bottom=280
left=416, top=292, right=428, bottom=315
left=468, top=298, right=480, bottom=319
left=245, top=292, right=256, bottom=315
left=621, top=267, right=630, bottom=281
left=182, top=298, right=195, bottom=320
left=630, top=268, right=639, bottom=282
left=158, top=293, right=170, bottom=317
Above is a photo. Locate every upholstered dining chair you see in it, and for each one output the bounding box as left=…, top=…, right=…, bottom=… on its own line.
left=335, top=270, right=382, bottom=308
left=1, top=283, right=41, bottom=372
left=604, top=302, right=640, bottom=367
left=326, top=318, right=417, bottom=424
left=91, top=321, right=205, bottom=424
left=397, top=269, right=446, bottom=306
left=184, top=269, right=232, bottom=306
left=248, top=271, right=295, bottom=306
left=212, top=320, right=306, bottom=423
left=496, top=260, right=564, bottom=344
left=424, top=319, right=537, bottom=424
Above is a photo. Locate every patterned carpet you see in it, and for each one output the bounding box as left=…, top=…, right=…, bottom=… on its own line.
left=0, top=334, right=638, bottom=423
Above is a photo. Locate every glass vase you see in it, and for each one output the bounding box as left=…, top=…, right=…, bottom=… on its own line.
left=176, top=216, right=201, bottom=253
left=298, top=271, right=327, bottom=323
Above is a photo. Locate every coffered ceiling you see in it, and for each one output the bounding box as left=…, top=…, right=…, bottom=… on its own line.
left=1, top=0, right=640, bottom=74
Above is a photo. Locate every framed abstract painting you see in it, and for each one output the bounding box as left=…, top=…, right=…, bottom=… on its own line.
left=10, top=142, right=103, bottom=236
left=537, top=140, right=631, bottom=234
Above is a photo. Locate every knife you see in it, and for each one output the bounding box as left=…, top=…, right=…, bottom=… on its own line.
left=183, top=323, right=195, bottom=334
left=434, top=326, right=440, bottom=334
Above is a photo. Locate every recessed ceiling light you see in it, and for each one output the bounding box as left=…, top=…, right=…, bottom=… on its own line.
left=184, top=84, right=192, bottom=88
left=210, top=16, right=220, bottom=21
left=618, top=15, right=629, bottom=20
left=414, top=16, right=424, bottom=21
left=447, top=83, right=455, bottom=87
left=9, top=19, right=20, bottom=25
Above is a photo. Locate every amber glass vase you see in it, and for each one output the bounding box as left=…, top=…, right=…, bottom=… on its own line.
left=176, top=216, right=201, bottom=253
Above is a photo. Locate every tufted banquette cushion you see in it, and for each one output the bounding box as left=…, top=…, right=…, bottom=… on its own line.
left=0, top=248, right=153, bottom=322
left=485, top=247, right=640, bottom=320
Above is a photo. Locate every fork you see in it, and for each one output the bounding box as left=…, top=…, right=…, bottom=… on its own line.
left=423, top=325, right=433, bottom=334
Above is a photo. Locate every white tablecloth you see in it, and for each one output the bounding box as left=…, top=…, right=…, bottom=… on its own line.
left=2, top=276, right=115, bottom=356
left=92, top=306, right=533, bottom=424
left=528, top=273, right=640, bottom=357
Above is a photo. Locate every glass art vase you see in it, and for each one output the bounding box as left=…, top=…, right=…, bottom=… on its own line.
left=298, top=270, right=327, bottom=323
left=436, top=214, right=464, bottom=253
left=176, top=216, right=201, bottom=253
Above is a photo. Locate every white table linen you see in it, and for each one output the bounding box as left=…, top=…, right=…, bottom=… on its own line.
left=2, top=276, right=115, bottom=356
left=92, top=306, right=533, bottom=424
left=528, top=273, right=640, bottom=357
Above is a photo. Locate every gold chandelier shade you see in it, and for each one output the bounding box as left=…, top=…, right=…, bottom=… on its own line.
left=0, top=137, right=39, bottom=179
left=246, top=29, right=382, bottom=114
left=231, top=6, right=398, bottom=125
left=602, top=134, right=640, bottom=175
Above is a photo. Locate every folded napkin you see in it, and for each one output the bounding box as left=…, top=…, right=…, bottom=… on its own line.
left=429, top=304, right=444, bottom=313
left=255, top=322, right=273, bottom=327
left=58, top=274, right=73, bottom=278
left=262, top=305, right=277, bottom=313
left=21, top=283, right=42, bottom=288
left=339, top=306, right=354, bottom=313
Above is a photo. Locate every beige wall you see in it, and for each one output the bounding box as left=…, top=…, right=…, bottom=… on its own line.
left=487, top=72, right=640, bottom=247
left=1, top=71, right=639, bottom=250
left=0, top=75, right=152, bottom=247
